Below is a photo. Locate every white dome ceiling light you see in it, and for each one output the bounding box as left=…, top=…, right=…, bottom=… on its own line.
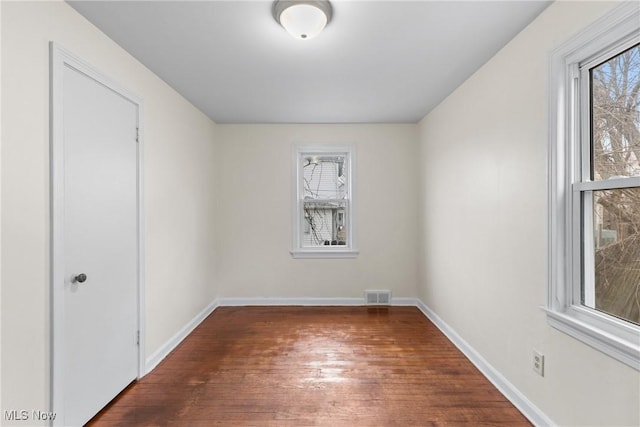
left=273, top=0, right=333, bottom=40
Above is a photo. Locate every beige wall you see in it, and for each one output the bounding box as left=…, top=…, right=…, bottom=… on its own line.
left=2, top=0, right=639, bottom=426
left=417, top=1, right=640, bottom=425
left=215, top=124, right=419, bottom=300
left=1, top=1, right=217, bottom=420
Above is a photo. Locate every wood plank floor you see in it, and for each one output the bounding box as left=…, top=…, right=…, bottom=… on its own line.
left=88, top=306, right=531, bottom=426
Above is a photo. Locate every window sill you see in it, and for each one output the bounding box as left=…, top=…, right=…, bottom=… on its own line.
left=544, top=307, right=640, bottom=371
left=290, top=248, right=359, bottom=259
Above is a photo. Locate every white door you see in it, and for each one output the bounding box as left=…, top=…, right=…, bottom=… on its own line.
left=54, top=51, right=140, bottom=426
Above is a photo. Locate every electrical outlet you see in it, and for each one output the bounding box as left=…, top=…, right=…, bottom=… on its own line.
left=533, top=350, right=545, bottom=377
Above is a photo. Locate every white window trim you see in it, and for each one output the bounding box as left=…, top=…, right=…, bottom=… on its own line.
left=291, top=144, right=358, bottom=259
left=547, top=2, right=640, bottom=370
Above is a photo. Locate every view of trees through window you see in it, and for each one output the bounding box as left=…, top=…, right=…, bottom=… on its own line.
left=589, top=43, right=640, bottom=325
left=302, top=155, right=348, bottom=247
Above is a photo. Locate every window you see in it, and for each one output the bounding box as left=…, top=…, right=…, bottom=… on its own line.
left=548, top=3, right=639, bottom=369
left=291, top=145, right=357, bottom=258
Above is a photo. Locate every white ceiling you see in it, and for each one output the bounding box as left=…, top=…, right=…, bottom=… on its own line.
left=68, top=0, right=551, bottom=124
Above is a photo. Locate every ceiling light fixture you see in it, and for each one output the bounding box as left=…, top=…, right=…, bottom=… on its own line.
left=273, top=0, right=333, bottom=40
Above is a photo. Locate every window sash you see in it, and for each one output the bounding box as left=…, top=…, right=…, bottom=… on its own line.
left=300, top=199, right=350, bottom=247
left=302, top=156, right=348, bottom=200
left=574, top=39, right=640, bottom=318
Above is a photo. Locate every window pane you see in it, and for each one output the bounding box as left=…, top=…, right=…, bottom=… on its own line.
left=584, top=188, right=640, bottom=325
left=590, top=44, right=640, bottom=180
left=302, top=200, right=347, bottom=247
left=303, top=155, right=347, bottom=200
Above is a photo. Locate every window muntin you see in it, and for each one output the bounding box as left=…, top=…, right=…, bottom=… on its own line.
left=292, top=146, right=356, bottom=258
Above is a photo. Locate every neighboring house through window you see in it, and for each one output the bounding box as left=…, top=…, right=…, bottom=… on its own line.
left=292, top=145, right=357, bottom=258
left=548, top=3, right=639, bottom=369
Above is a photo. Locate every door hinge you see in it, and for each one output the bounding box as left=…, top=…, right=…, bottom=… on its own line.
left=136, top=330, right=140, bottom=345
left=135, top=127, right=139, bottom=143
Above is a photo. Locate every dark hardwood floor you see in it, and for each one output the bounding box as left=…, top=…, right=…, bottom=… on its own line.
left=88, top=306, right=531, bottom=426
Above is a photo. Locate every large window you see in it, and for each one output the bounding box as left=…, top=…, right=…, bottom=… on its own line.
left=548, top=3, right=639, bottom=369
left=291, top=145, right=357, bottom=258
left=582, top=45, right=640, bottom=326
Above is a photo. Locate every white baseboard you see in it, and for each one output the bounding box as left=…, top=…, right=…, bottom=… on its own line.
left=144, top=299, right=219, bottom=374
left=413, top=299, right=555, bottom=427
left=217, top=297, right=365, bottom=306
left=217, top=296, right=424, bottom=307
left=389, top=297, right=418, bottom=306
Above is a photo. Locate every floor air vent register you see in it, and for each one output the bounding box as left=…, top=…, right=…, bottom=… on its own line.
left=365, top=290, right=391, bottom=305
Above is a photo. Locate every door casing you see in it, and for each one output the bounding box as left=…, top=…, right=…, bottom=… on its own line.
left=49, top=42, right=146, bottom=425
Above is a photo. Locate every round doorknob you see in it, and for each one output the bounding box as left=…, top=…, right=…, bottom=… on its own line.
left=73, top=273, right=87, bottom=283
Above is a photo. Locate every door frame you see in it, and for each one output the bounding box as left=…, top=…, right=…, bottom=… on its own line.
left=49, top=42, right=145, bottom=425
